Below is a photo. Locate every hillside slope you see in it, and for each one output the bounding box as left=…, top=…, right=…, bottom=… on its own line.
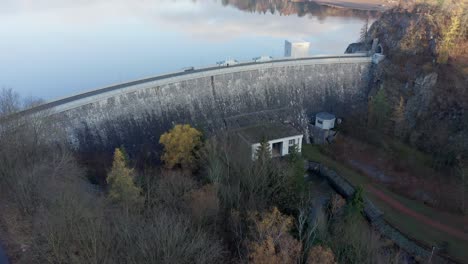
left=367, top=1, right=468, bottom=163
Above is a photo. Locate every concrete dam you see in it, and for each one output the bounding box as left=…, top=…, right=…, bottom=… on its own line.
left=10, top=55, right=373, bottom=158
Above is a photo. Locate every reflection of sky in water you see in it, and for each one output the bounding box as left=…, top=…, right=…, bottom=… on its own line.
left=0, top=0, right=367, bottom=99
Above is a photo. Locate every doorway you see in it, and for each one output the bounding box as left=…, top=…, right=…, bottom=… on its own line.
left=272, top=142, right=283, bottom=157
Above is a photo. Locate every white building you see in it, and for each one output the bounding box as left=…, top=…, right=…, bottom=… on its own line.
left=236, top=123, right=303, bottom=160
left=284, top=40, right=310, bottom=58
left=315, top=112, right=336, bottom=130
left=309, top=112, right=337, bottom=144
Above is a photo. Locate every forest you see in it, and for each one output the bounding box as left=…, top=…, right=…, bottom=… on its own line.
left=1, top=0, right=467, bottom=263
left=0, top=87, right=407, bottom=263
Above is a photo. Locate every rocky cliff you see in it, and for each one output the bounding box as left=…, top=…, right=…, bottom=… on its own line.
left=365, top=2, right=468, bottom=163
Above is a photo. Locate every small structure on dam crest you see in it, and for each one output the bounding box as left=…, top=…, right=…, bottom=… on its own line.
left=236, top=123, right=303, bottom=160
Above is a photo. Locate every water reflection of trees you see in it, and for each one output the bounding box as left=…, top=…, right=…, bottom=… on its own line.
left=220, top=0, right=379, bottom=20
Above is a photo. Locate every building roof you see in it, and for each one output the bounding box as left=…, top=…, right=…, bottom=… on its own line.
left=316, top=112, right=336, bottom=120
left=236, top=123, right=302, bottom=144
left=285, top=39, right=309, bottom=44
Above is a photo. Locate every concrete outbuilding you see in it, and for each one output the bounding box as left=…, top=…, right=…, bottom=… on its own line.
left=236, top=123, right=303, bottom=160
left=315, top=112, right=336, bottom=130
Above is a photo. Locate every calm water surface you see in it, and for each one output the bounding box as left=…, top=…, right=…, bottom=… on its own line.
left=0, top=0, right=375, bottom=99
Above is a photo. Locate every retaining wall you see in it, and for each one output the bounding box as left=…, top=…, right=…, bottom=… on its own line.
left=308, top=161, right=454, bottom=263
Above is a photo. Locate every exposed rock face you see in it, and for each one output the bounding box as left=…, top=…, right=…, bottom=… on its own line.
left=405, top=73, right=438, bottom=129
left=366, top=5, right=468, bottom=156
left=368, top=6, right=440, bottom=59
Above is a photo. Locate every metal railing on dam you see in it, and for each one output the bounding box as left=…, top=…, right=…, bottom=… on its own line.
left=4, top=54, right=371, bottom=120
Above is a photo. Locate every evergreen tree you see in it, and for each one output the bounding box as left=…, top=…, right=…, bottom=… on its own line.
left=287, top=144, right=300, bottom=163
left=368, top=88, right=391, bottom=131
left=359, top=17, right=370, bottom=45
left=107, top=148, right=143, bottom=213
left=119, top=144, right=131, bottom=166
left=255, top=137, right=272, bottom=163
left=282, top=145, right=307, bottom=210
left=349, top=186, right=365, bottom=214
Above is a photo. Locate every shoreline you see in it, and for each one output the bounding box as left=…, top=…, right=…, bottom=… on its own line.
left=292, top=0, right=397, bottom=11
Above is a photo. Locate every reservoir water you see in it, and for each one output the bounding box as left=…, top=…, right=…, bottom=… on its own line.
left=0, top=0, right=377, bottom=99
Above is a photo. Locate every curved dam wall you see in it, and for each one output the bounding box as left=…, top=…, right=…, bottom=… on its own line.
left=20, top=56, right=373, bottom=159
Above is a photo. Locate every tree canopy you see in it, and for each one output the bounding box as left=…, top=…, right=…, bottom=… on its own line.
left=106, top=148, right=142, bottom=211
left=368, top=88, right=391, bottom=131
left=247, top=207, right=302, bottom=264
left=159, top=124, right=203, bottom=169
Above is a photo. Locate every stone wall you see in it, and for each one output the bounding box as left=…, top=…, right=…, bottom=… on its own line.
left=308, top=162, right=454, bottom=263
left=31, top=57, right=372, bottom=158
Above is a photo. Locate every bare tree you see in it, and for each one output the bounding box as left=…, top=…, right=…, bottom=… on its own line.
left=0, top=87, right=20, bottom=116
left=296, top=198, right=321, bottom=263
left=0, top=87, right=226, bottom=264
left=359, top=17, right=370, bottom=45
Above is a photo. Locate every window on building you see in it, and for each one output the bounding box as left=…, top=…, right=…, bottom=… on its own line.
left=289, top=139, right=295, bottom=146
left=317, top=120, right=323, bottom=125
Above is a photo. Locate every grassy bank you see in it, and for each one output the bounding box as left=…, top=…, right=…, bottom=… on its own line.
left=302, top=144, right=468, bottom=262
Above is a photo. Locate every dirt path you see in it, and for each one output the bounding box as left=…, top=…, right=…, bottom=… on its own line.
left=367, top=185, right=468, bottom=242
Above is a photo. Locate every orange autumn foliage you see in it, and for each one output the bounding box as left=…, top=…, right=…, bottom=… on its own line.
left=307, top=245, right=337, bottom=264
left=248, top=207, right=301, bottom=264
left=187, top=184, right=219, bottom=224
left=159, top=124, right=202, bottom=169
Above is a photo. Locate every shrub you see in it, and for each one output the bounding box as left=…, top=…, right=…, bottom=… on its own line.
left=307, top=245, right=337, bottom=264
left=247, top=207, right=302, bottom=264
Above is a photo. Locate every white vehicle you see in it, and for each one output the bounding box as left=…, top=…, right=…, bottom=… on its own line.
left=217, top=59, right=239, bottom=67
left=253, top=56, right=273, bottom=62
